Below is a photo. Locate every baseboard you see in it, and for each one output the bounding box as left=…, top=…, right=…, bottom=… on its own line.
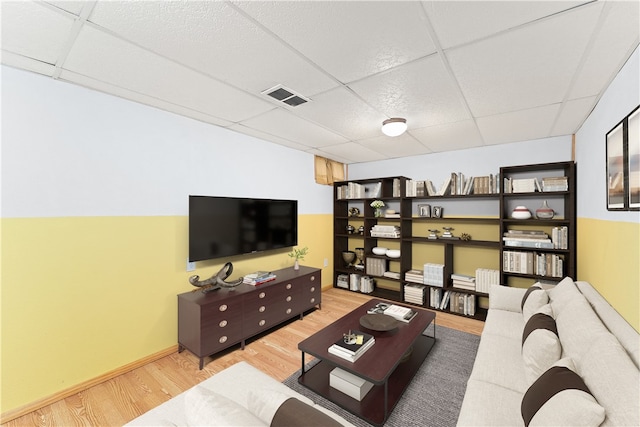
left=0, top=345, right=178, bottom=424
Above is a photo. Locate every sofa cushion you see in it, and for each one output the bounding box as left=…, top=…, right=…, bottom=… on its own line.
left=522, top=304, right=561, bottom=386
left=489, top=284, right=527, bottom=313
left=271, top=397, right=343, bottom=427
left=521, top=283, right=549, bottom=322
left=578, top=333, right=640, bottom=427
left=184, top=386, right=266, bottom=426
left=547, top=276, right=580, bottom=314
left=482, top=308, right=524, bottom=340
left=457, top=378, right=524, bottom=426
left=521, top=358, right=605, bottom=427
left=469, top=333, right=528, bottom=393
left=555, top=297, right=610, bottom=359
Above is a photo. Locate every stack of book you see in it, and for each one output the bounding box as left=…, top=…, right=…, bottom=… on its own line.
left=475, top=268, right=500, bottom=294
left=243, top=271, right=276, bottom=286
left=404, top=283, right=426, bottom=305
left=404, top=269, right=424, bottom=284
left=365, top=258, right=386, bottom=276
left=423, top=263, right=445, bottom=287
left=383, top=304, right=417, bottom=323
left=430, top=288, right=451, bottom=310
left=551, top=226, right=568, bottom=249
left=370, top=225, right=400, bottom=238
left=336, top=182, right=365, bottom=199
left=511, top=178, right=537, bottom=193
left=542, top=176, right=568, bottom=192
left=503, top=230, right=554, bottom=249
left=451, top=273, right=476, bottom=291
left=328, top=331, right=375, bottom=362
left=449, top=292, right=476, bottom=316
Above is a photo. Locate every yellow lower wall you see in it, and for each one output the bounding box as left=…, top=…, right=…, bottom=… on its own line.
left=0, top=214, right=333, bottom=414
left=577, top=217, right=639, bottom=331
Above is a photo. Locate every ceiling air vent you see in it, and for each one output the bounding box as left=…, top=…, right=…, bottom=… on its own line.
left=262, top=84, right=309, bottom=107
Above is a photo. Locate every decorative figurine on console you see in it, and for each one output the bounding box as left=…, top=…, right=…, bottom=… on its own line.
left=441, top=227, right=459, bottom=239
left=189, top=262, right=243, bottom=293
left=428, top=229, right=440, bottom=240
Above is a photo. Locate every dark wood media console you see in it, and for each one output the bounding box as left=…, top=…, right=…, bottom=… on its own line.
left=178, top=266, right=321, bottom=369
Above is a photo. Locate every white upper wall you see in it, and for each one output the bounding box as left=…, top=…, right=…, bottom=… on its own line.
left=348, top=135, right=573, bottom=182
left=575, top=46, right=639, bottom=223
left=1, top=65, right=333, bottom=218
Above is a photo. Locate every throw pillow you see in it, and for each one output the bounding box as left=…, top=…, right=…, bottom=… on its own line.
left=521, top=358, right=605, bottom=427
left=271, top=398, right=343, bottom=427
left=521, top=283, right=549, bottom=323
left=522, top=304, right=561, bottom=386
left=547, top=276, right=579, bottom=314
left=184, top=386, right=265, bottom=426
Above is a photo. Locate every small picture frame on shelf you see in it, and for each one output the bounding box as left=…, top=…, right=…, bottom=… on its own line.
left=432, top=206, right=443, bottom=218
left=418, top=204, right=431, bottom=217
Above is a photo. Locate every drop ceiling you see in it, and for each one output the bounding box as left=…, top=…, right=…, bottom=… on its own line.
left=2, top=1, right=638, bottom=164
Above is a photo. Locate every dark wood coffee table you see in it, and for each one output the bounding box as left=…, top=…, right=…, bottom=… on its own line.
left=297, top=299, right=436, bottom=426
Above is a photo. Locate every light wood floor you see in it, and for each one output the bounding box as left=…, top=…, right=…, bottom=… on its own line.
left=3, top=288, right=483, bottom=427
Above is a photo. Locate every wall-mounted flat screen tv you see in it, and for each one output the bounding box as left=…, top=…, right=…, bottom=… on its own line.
left=189, top=195, right=298, bottom=262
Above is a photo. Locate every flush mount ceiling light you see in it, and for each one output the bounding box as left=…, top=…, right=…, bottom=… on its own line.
left=381, top=118, right=407, bottom=137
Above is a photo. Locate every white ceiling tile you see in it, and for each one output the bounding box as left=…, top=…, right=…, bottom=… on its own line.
left=1, top=51, right=56, bottom=76
left=88, top=1, right=338, bottom=97
left=411, top=120, right=484, bottom=152
left=1, top=1, right=75, bottom=65
left=234, top=1, right=437, bottom=83
left=62, top=25, right=274, bottom=123
left=293, top=87, right=388, bottom=140
left=569, top=1, right=640, bottom=99
left=305, top=148, right=353, bottom=165
left=424, top=1, right=589, bottom=49
left=239, top=109, right=348, bottom=148
left=227, top=123, right=311, bottom=151
left=58, top=69, right=234, bottom=128
left=477, top=104, right=561, bottom=145
left=358, top=134, right=433, bottom=159
left=447, top=2, right=602, bottom=117
left=45, top=1, right=86, bottom=16
left=552, top=96, right=597, bottom=135
left=318, top=142, right=387, bottom=164
left=349, top=55, right=470, bottom=129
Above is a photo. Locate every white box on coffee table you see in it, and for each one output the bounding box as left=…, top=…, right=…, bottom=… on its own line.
left=329, top=367, right=374, bottom=401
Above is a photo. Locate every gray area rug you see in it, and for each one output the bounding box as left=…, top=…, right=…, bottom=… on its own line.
left=283, top=325, right=480, bottom=427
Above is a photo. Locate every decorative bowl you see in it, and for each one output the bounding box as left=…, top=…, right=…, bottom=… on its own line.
left=511, top=206, right=532, bottom=220
left=372, top=246, right=388, bottom=255
left=359, top=314, right=399, bottom=331
left=385, top=249, right=401, bottom=258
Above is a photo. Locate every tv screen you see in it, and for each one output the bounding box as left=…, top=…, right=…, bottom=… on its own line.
left=189, top=195, right=298, bottom=262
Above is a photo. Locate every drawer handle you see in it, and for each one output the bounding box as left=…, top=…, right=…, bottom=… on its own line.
left=259, top=306, right=266, bottom=313
left=286, top=283, right=292, bottom=289
left=259, top=292, right=266, bottom=299
left=219, top=320, right=227, bottom=328
left=286, top=296, right=292, bottom=302
left=310, top=276, right=315, bottom=281
left=219, top=336, right=227, bottom=344
left=219, top=304, right=228, bottom=312
left=286, top=308, right=292, bottom=314
left=310, top=287, right=315, bottom=292
left=310, top=298, right=315, bottom=303
left=259, top=320, right=266, bottom=326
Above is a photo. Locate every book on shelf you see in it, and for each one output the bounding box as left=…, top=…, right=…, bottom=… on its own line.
left=383, top=304, right=417, bottom=323
left=450, top=273, right=475, bottom=282
left=475, top=268, right=499, bottom=294
left=503, top=240, right=555, bottom=249
left=452, top=280, right=476, bottom=291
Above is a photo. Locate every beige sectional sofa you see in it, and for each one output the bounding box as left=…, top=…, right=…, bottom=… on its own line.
left=125, top=361, right=355, bottom=426
left=457, top=277, right=640, bottom=426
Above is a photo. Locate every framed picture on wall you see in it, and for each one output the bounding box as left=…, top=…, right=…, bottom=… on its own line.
left=606, top=105, right=639, bottom=211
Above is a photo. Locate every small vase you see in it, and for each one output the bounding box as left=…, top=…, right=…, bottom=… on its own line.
left=374, top=208, right=382, bottom=218
left=535, top=200, right=555, bottom=219
left=294, top=259, right=299, bottom=270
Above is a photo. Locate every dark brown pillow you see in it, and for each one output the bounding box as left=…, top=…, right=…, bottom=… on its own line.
left=521, top=362, right=605, bottom=427
left=521, top=284, right=544, bottom=310
left=271, top=397, right=343, bottom=427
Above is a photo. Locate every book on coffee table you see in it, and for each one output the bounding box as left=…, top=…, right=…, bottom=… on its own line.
left=383, top=304, right=417, bottom=323
left=328, top=331, right=375, bottom=362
